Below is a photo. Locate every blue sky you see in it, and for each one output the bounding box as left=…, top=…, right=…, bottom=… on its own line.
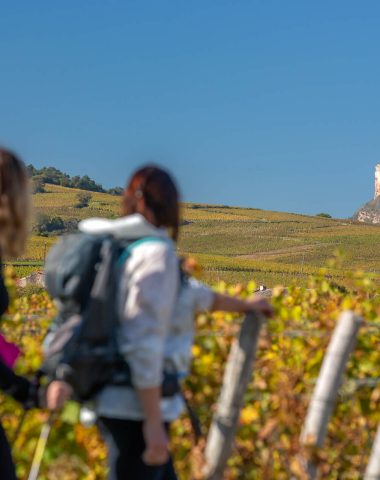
left=1, top=1, right=379, bottom=218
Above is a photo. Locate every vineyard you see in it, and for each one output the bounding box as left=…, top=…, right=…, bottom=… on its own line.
left=0, top=265, right=379, bottom=479
left=10, top=184, right=380, bottom=287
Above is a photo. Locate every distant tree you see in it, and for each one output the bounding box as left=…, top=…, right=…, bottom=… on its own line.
left=75, top=192, right=92, bottom=208
left=49, top=217, right=65, bottom=231
left=316, top=213, right=332, bottom=218
left=34, top=214, right=78, bottom=236
left=38, top=166, right=69, bottom=185
left=34, top=214, right=65, bottom=235
left=108, top=187, right=123, bottom=196
left=70, top=174, right=104, bottom=192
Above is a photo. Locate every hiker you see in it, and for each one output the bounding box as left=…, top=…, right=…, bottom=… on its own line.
left=0, top=148, right=70, bottom=480
left=46, top=165, right=273, bottom=480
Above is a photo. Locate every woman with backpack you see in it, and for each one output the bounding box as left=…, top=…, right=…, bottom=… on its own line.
left=47, top=165, right=272, bottom=480
left=0, top=148, right=69, bottom=480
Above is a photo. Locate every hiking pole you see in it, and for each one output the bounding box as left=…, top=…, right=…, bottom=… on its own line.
left=27, top=412, right=55, bottom=480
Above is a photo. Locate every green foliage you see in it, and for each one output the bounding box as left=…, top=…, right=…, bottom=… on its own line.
left=0, top=266, right=379, bottom=479
left=107, top=187, right=123, bottom=196
left=75, top=192, right=92, bottom=209
left=29, top=165, right=104, bottom=193
left=33, top=214, right=78, bottom=237
left=71, top=175, right=102, bottom=193
left=28, top=164, right=122, bottom=195
left=13, top=265, right=42, bottom=278
left=316, top=213, right=332, bottom=218
left=34, top=214, right=65, bottom=235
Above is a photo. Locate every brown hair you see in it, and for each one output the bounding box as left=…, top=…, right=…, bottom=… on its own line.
left=0, top=148, right=30, bottom=258
left=122, top=165, right=180, bottom=241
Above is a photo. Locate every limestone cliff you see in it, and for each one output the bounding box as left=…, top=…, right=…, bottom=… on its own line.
left=352, top=164, right=380, bottom=224
left=376, top=164, right=380, bottom=198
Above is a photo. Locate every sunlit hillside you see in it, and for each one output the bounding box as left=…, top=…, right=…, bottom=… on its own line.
left=12, top=183, right=380, bottom=286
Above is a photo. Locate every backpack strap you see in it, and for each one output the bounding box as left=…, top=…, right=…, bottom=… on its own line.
left=117, top=236, right=169, bottom=266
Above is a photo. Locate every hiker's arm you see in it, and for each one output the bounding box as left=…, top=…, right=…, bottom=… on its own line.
left=137, top=386, right=169, bottom=465
left=189, top=277, right=273, bottom=318
left=211, top=293, right=273, bottom=318
left=46, top=381, right=72, bottom=410
left=137, top=387, right=162, bottom=421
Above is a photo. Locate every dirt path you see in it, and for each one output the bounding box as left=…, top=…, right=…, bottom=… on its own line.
left=236, top=243, right=329, bottom=260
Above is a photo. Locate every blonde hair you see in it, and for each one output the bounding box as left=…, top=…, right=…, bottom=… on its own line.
left=0, top=148, right=30, bottom=258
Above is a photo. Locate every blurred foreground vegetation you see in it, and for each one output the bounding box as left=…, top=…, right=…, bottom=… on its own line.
left=1, top=265, right=379, bottom=479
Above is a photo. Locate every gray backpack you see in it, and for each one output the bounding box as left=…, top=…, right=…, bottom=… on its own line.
left=42, top=233, right=180, bottom=402
left=42, top=234, right=129, bottom=401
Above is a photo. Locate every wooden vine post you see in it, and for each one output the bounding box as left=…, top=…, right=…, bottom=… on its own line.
left=364, top=424, right=380, bottom=480
left=300, top=310, right=363, bottom=479
left=203, top=312, right=265, bottom=480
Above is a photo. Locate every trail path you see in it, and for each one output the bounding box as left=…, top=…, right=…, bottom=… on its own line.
left=236, top=243, right=330, bottom=260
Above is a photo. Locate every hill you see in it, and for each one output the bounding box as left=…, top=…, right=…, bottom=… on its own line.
left=11, top=183, right=380, bottom=286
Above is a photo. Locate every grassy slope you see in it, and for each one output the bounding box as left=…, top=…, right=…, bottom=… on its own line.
left=13, top=183, right=380, bottom=286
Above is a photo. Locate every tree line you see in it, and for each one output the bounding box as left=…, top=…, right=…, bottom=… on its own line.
left=28, top=164, right=123, bottom=196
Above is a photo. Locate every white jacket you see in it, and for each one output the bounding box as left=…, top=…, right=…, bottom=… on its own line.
left=79, top=214, right=213, bottom=421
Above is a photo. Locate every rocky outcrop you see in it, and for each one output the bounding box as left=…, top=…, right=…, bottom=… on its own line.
left=353, top=164, right=380, bottom=224
left=376, top=164, right=380, bottom=198
left=353, top=197, right=380, bottom=224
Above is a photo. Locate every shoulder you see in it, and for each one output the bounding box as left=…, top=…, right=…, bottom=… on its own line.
left=130, top=238, right=176, bottom=262
left=126, top=238, right=178, bottom=276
